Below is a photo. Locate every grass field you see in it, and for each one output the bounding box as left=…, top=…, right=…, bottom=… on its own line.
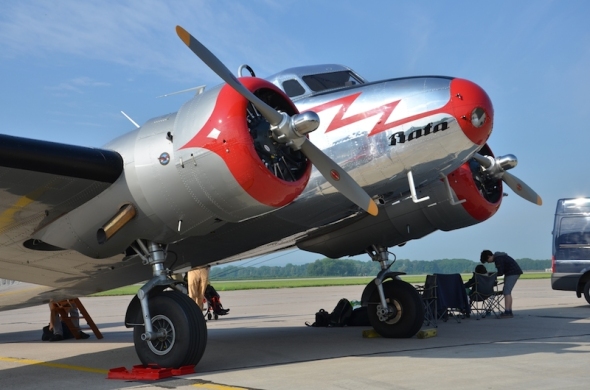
left=91, top=272, right=551, bottom=296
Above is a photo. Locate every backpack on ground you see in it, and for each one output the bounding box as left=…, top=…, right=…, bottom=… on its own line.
left=306, top=308, right=331, bottom=327
left=328, top=298, right=353, bottom=327
left=41, top=321, right=74, bottom=341
left=305, top=298, right=353, bottom=327
left=347, top=306, right=371, bottom=326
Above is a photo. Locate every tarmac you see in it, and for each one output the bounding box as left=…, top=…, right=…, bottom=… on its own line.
left=1, top=278, right=589, bottom=389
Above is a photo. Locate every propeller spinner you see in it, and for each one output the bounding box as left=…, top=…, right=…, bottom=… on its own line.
left=473, top=153, right=542, bottom=205
left=176, top=26, right=378, bottom=216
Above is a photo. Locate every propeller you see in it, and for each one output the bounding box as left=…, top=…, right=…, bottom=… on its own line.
left=176, top=26, right=378, bottom=216
left=473, top=153, right=542, bottom=205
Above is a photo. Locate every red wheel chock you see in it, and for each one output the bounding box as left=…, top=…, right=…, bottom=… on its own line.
left=107, top=364, right=195, bottom=380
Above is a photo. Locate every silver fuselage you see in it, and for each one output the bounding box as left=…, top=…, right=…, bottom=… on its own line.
left=0, top=65, right=496, bottom=298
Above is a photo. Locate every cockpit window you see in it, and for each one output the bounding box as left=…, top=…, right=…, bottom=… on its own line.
left=282, top=79, right=306, bottom=98
left=302, top=71, right=362, bottom=92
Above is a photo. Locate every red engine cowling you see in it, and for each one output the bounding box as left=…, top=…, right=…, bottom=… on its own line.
left=297, top=144, right=503, bottom=258
left=173, top=77, right=311, bottom=223
left=445, top=144, right=502, bottom=225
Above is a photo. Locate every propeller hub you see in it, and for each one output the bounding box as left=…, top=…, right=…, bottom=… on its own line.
left=291, top=111, right=320, bottom=137
left=473, top=151, right=541, bottom=205
left=497, top=154, right=517, bottom=171
left=270, top=111, right=320, bottom=151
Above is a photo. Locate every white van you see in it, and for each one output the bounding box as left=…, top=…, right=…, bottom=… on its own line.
left=551, top=198, right=590, bottom=304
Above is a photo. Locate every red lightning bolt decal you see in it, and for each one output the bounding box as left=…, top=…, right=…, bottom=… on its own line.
left=307, top=93, right=400, bottom=134
left=307, top=92, right=454, bottom=137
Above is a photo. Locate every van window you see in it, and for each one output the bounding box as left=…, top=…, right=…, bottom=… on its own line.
left=555, top=216, right=590, bottom=260
left=558, top=198, right=590, bottom=214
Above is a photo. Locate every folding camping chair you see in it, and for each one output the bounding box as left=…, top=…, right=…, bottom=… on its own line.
left=203, top=284, right=229, bottom=320
left=420, top=274, right=438, bottom=327
left=490, top=276, right=505, bottom=315
left=469, top=273, right=504, bottom=319
left=433, top=273, right=470, bottom=323
left=468, top=272, right=496, bottom=319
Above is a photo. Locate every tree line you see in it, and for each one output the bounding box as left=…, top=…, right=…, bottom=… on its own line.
left=210, top=257, right=551, bottom=280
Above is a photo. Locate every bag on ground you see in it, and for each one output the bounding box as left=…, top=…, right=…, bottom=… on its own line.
left=306, top=308, right=330, bottom=327
left=306, top=298, right=354, bottom=327
left=328, top=298, right=353, bottom=327
left=347, top=306, right=371, bottom=326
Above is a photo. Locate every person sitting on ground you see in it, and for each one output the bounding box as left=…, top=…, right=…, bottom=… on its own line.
left=42, top=300, right=90, bottom=341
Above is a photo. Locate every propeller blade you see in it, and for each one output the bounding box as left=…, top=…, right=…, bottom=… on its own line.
left=176, top=26, right=378, bottom=216
left=176, top=26, right=283, bottom=126
left=300, top=139, right=378, bottom=216
left=502, top=171, right=542, bottom=205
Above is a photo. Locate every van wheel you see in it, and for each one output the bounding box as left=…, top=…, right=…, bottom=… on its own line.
left=583, top=281, right=590, bottom=304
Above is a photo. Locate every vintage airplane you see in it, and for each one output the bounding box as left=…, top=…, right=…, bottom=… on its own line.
left=0, top=25, right=541, bottom=368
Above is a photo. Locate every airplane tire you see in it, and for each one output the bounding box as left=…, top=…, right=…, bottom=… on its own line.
left=133, top=290, right=207, bottom=368
left=367, top=279, right=424, bottom=338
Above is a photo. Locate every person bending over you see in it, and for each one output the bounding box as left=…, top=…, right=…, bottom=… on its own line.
left=480, top=250, right=522, bottom=318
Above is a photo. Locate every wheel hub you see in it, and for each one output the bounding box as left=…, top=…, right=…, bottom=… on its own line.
left=376, top=299, right=402, bottom=323
left=147, top=314, right=176, bottom=356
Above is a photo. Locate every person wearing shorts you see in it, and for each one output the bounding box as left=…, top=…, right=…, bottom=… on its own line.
left=480, top=250, right=522, bottom=318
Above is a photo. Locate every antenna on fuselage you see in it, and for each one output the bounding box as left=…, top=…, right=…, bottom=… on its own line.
left=120, top=111, right=140, bottom=129
left=156, top=85, right=206, bottom=98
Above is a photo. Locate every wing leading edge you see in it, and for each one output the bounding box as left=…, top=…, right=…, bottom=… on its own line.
left=0, top=134, right=129, bottom=308
left=0, top=134, right=123, bottom=183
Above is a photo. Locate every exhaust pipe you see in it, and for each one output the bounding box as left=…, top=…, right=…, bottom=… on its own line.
left=97, top=203, right=136, bottom=244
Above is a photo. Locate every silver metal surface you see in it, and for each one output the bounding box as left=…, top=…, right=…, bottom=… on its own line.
left=0, top=57, right=503, bottom=301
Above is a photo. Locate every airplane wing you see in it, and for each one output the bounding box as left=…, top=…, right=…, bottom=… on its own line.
left=0, top=134, right=135, bottom=308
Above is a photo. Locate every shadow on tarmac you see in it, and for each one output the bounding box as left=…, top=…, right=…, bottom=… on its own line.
left=2, top=303, right=590, bottom=390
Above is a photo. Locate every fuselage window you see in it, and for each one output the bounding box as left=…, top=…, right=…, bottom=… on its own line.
left=282, top=79, right=306, bottom=98
left=302, top=71, right=362, bottom=92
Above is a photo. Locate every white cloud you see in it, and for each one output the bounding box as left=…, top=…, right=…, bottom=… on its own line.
left=46, top=76, right=110, bottom=94
left=0, top=0, right=306, bottom=82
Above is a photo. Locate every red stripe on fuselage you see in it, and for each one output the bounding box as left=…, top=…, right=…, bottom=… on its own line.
left=306, top=78, right=492, bottom=146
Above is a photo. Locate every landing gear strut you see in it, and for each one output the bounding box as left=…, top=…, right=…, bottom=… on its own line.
left=124, top=239, right=207, bottom=368
left=361, top=245, right=424, bottom=338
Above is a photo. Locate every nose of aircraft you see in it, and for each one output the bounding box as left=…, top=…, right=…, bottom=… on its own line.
left=450, top=78, right=494, bottom=146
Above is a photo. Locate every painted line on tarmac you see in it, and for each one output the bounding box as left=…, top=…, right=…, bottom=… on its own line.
left=0, top=358, right=250, bottom=388
left=192, top=382, right=250, bottom=389
left=0, top=356, right=108, bottom=374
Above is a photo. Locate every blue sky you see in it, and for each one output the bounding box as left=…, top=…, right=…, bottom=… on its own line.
left=1, top=1, right=589, bottom=266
